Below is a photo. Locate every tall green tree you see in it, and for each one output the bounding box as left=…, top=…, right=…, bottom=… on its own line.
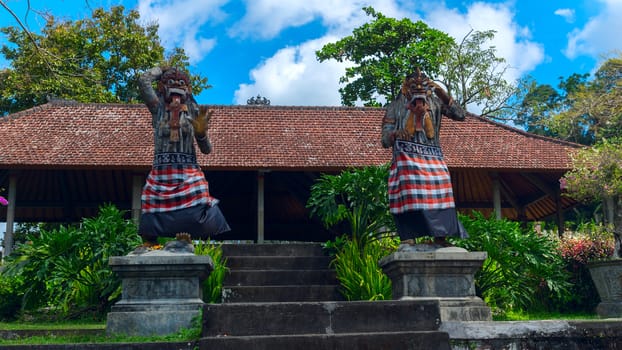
left=315, top=6, right=454, bottom=106
left=0, top=5, right=209, bottom=115
left=551, top=56, right=622, bottom=144
left=439, top=29, right=517, bottom=117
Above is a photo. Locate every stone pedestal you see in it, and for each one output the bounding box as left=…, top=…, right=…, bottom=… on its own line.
left=588, top=259, right=622, bottom=318
left=379, top=248, right=491, bottom=322
left=106, top=251, right=213, bottom=336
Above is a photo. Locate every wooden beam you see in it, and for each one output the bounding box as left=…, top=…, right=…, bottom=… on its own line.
left=3, top=173, right=17, bottom=258
left=521, top=173, right=556, bottom=197
left=257, top=171, right=266, bottom=243
left=490, top=172, right=502, bottom=219
left=131, top=174, right=143, bottom=224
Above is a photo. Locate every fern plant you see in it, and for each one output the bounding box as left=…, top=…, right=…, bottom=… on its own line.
left=195, top=240, right=227, bottom=304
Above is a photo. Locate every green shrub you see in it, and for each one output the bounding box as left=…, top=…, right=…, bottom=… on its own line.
left=195, top=240, right=227, bottom=303
left=455, top=211, right=571, bottom=316
left=0, top=272, right=23, bottom=321
left=307, top=164, right=394, bottom=245
left=1, top=204, right=141, bottom=320
left=328, top=236, right=396, bottom=301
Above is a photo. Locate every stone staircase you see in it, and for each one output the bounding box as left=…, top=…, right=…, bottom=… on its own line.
left=200, top=242, right=451, bottom=349
left=220, top=242, right=342, bottom=302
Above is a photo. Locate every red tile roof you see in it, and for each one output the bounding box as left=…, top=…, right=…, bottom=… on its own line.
left=0, top=101, right=581, bottom=171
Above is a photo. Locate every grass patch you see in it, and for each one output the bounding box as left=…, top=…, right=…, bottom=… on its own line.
left=494, top=311, right=599, bottom=321
left=0, top=318, right=201, bottom=345
left=0, top=321, right=105, bottom=330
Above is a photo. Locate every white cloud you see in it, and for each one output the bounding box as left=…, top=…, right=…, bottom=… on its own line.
left=234, top=37, right=350, bottom=106
left=232, top=1, right=546, bottom=107
left=137, top=0, right=227, bottom=63
left=554, top=8, right=575, bottom=23
left=228, top=0, right=403, bottom=40
left=231, top=0, right=405, bottom=106
left=564, top=0, right=622, bottom=59
left=425, top=2, right=545, bottom=83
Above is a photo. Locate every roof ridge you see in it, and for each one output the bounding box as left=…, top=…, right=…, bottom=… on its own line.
left=467, top=112, right=584, bottom=149
left=205, top=104, right=383, bottom=111
left=0, top=102, right=57, bottom=123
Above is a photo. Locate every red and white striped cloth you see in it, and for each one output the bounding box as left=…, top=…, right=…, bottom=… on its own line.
left=141, top=163, right=216, bottom=213
left=388, top=140, right=456, bottom=214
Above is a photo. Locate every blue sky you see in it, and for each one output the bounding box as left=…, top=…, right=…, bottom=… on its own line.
left=1, top=0, right=622, bottom=242
left=1, top=0, right=620, bottom=109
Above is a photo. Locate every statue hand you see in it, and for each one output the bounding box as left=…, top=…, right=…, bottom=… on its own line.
left=192, top=106, right=213, bottom=136
left=428, top=80, right=452, bottom=106
left=394, top=129, right=411, bottom=141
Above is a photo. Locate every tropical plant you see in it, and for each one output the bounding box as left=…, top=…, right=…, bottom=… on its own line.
left=308, top=164, right=398, bottom=300
left=1, top=204, right=141, bottom=320
left=195, top=240, right=227, bottom=304
left=329, top=236, right=395, bottom=301
left=455, top=211, right=571, bottom=315
left=307, top=164, right=394, bottom=246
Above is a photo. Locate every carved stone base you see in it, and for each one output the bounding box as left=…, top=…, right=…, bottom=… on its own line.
left=379, top=248, right=492, bottom=321
left=588, top=259, right=622, bottom=318
left=106, top=251, right=213, bottom=336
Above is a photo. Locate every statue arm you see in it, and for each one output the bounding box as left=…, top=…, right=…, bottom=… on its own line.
left=429, top=81, right=465, bottom=121
left=381, top=103, right=397, bottom=148
left=138, top=67, right=162, bottom=116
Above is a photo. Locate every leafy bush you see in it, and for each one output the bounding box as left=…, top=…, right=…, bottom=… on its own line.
left=307, top=164, right=394, bottom=245
left=328, top=236, right=396, bottom=301
left=195, top=240, right=227, bottom=303
left=455, top=212, right=571, bottom=316
left=554, top=223, right=614, bottom=313
left=308, top=165, right=399, bottom=300
left=1, top=204, right=141, bottom=320
left=0, top=273, right=23, bottom=321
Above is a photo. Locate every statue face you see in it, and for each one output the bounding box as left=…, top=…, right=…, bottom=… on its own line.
left=401, top=69, right=429, bottom=102
left=159, top=68, right=191, bottom=102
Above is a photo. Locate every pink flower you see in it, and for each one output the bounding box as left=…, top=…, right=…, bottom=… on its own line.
left=559, top=178, right=567, bottom=190
left=0, top=196, right=7, bottom=206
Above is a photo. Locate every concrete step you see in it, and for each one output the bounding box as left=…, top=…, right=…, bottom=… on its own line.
left=203, top=300, right=442, bottom=337
left=222, top=285, right=343, bottom=302
left=199, top=331, right=451, bottom=350
left=221, top=243, right=339, bottom=303
left=221, top=242, right=327, bottom=257
left=225, top=256, right=333, bottom=270
left=225, top=269, right=337, bottom=286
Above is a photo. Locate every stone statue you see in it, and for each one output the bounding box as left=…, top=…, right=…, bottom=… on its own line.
left=137, top=66, right=230, bottom=251
left=381, top=69, right=467, bottom=250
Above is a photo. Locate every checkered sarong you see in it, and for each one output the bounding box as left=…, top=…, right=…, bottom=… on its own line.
left=388, top=140, right=456, bottom=214
left=141, top=163, right=215, bottom=213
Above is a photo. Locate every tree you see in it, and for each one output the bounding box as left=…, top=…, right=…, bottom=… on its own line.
left=439, top=29, right=517, bottom=117
left=0, top=5, right=209, bottom=115
left=513, top=55, right=622, bottom=145
left=552, top=56, right=622, bottom=143
left=315, top=6, right=454, bottom=106
left=501, top=72, right=591, bottom=142
left=562, top=138, right=622, bottom=258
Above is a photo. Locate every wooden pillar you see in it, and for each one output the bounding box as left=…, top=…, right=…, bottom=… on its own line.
left=131, top=174, right=144, bottom=225
left=491, top=172, right=502, bottom=220
left=257, top=171, right=265, bottom=243
left=3, top=173, right=17, bottom=258
left=556, top=189, right=565, bottom=237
